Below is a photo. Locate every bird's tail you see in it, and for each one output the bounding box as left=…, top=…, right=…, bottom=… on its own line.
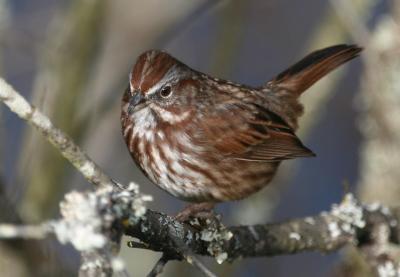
left=265, top=44, right=362, bottom=95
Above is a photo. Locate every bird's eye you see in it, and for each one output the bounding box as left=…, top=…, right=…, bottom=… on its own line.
left=159, top=86, right=172, bottom=98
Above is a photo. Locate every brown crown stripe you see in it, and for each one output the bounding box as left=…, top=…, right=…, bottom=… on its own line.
left=130, top=51, right=177, bottom=94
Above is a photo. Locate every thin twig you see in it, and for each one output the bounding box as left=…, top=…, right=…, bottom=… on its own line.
left=186, top=255, right=217, bottom=277
left=0, top=78, right=113, bottom=187
left=0, top=223, right=51, bottom=239
left=147, top=253, right=170, bottom=277
left=127, top=240, right=150, bottom=250
left=147, top=219, right=218, bottom=277
left=167, top=223, right=217, bottom=276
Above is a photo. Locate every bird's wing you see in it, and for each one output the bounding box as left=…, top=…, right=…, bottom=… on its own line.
left=193, top=102, right=315, bottom=162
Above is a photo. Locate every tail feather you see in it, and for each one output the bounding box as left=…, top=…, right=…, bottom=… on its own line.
left=266, top=44, right=362, bottom=95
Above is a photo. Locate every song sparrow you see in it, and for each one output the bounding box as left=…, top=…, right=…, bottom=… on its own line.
left=121, top=45, right=361, bottom=208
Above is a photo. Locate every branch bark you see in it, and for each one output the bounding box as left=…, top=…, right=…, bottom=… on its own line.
left=124, top=195, right=398, bottom=262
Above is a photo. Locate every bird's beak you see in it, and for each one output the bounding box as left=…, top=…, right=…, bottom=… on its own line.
left=128, top=90, right=144, bottom=115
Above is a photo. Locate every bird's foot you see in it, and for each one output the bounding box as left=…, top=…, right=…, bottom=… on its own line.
left=175, top=202, right=216, bottom=222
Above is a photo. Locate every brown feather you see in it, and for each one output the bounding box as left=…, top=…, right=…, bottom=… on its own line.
left=195, top=103, right=314, bottom=162
left=266, top=44, right=362, bottom=95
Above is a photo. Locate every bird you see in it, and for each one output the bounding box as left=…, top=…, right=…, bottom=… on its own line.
left=121, top=44, right=362, bottom=218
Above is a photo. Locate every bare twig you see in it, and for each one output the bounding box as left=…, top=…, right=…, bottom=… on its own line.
left=127, top=240, right=151, bottom=250
left=147, top=254, right=170, bottom=277
left=158, top=216, right=218, bottom=277
left=0, top=78, right=113, bottom=187
left=186, top=255, right=217, bottom=277
left=0, top=223, right=51, bottom=239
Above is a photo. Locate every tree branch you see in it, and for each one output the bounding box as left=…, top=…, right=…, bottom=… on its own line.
left=147, top=254, right=170, bottom=277
left=0, top=78, right=113, bottom=187
left=124, top=194, right=399, bottom=262
left=1, top=188, right=398, bottom=276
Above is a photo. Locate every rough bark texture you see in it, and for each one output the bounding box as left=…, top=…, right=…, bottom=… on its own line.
left=124, top=202, right=398, bottom=263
